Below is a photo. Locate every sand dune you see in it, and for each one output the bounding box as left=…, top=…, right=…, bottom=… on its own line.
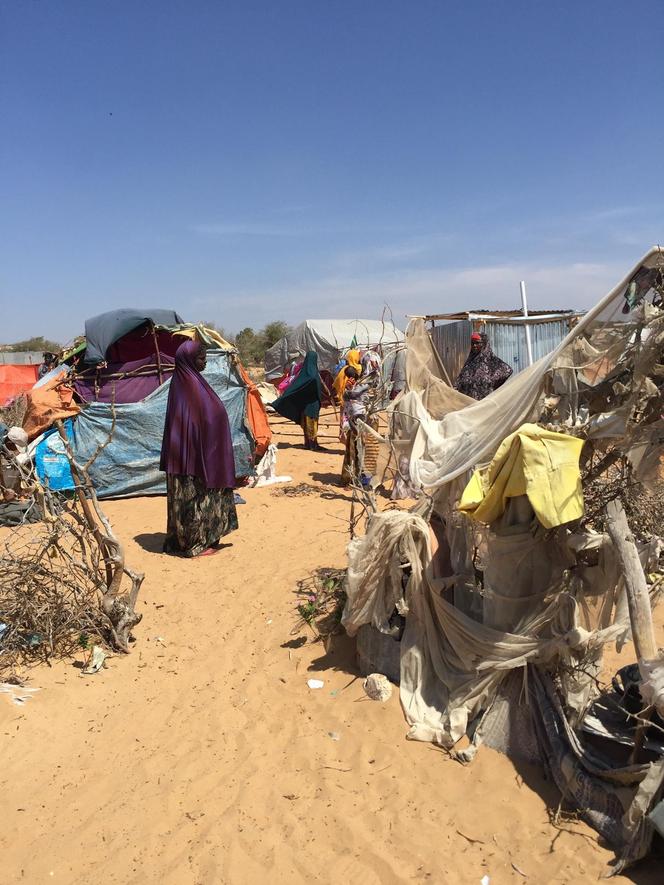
left=1, top=410, right=662, bottom=884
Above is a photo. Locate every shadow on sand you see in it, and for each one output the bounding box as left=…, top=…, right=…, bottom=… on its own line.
left=133, top=532, right=167, bottom=553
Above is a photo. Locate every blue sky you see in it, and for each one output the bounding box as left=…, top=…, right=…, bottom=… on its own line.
left=1, top=0, right=662, bottom=343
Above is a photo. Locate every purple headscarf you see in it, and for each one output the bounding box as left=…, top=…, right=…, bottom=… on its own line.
left=159, top=340, right=237, bottom=489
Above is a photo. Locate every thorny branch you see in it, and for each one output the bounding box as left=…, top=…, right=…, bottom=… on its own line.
left=0, top=402, right=144, bottom=678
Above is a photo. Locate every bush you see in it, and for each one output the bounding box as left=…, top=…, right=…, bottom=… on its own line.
left=234, top=321, right=291, bottom=365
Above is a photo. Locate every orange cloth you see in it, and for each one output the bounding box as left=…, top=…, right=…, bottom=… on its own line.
left=236, top=362, right=272, bottom=460
left=22, top=371, right=80, bottom=441
left=332, top=349, right=362, bottom=404
left=0, top=364, right=38, bottom=407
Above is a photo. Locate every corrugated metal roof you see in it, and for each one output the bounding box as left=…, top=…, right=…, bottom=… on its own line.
left=425, top=308, right=581, bottom=322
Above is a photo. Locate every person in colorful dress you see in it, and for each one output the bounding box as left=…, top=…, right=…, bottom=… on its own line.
left=270, top=351, right=324, bottom=450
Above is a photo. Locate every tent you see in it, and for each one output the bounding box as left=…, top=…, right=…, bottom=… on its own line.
left=343, top=248, right=664, bottom=871
left=264, top=319, right=406, bottom=396
left=0, top=364, right=38, bottom=407
left=29, top=309, right=271, bottom=499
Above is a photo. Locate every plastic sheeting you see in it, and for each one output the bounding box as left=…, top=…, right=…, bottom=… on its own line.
left=0, top=364, right=38, bottom=406
left=264, top=319, right=405, bottom=380
left=22, top=371, right=80, bottom=441
left=35, top=420, right=75, bottom=491
left=344, top=248, right=664, bottom=867
left=392, top=246, right=664, bottom=491
left=342, top=509, right=624, bottom=747
left=71, top=351, right=254, bottom=498
left=83, top=308, right=184, bottom=364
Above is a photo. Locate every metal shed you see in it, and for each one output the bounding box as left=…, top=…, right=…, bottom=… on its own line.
left=426, top=309, right=581, bottom=382
left=0, top=351, right=43, bottom=365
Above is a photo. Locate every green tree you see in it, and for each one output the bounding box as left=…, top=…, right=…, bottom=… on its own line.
left=232, top=320, right=290, bottom=365
left=260, top=321, right=290, bottom=351
left=235, top=327, right=262, bottom=364
left=4, top=335, right=61, bottom=353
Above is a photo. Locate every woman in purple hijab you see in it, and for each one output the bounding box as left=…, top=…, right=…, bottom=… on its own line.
left=160, top=339, right=238, bottom=557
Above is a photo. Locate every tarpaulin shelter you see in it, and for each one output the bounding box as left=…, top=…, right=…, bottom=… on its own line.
left=0, top=364, right=38, bottom=407
left=82, top=309, right=185, bottom=365
left=343, top=247, right=664, bottom=872
left=31, top=309, right=271, bottom=499
left=264, top=319, right=406, bottom=398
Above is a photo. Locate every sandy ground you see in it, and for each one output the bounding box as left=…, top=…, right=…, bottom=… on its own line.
left=1, top=409, right=663, bottom=885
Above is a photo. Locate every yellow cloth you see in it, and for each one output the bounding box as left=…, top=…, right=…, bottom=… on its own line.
left=332, top=349, right=362, bottom=403
left=458, top=423, right=585, bottom=530
left=177, top=325, right=234, bottom=350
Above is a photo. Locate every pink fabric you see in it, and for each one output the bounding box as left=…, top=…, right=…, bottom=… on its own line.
left=277, top=361, right=302, bottom=394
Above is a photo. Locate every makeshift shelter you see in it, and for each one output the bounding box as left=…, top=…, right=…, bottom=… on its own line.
left=343, top=247, right=664, bottom=872
left=25, top=309, right=271, bottom=499
left=0, top=364, right=38, bottom=407
left=264, top=319, right=406, bottom=398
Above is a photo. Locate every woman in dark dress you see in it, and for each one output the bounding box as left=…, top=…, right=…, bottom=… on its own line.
left=160, top=339, right=238, bottom=557
left=454, top=332, right=513, bottom=400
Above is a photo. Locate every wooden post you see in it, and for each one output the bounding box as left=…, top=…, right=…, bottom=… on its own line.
left=150, top=322, right=164, bottom=385
left=605, top=498, right=658, bottom=663
left=605, top=498, right=660, bottom=762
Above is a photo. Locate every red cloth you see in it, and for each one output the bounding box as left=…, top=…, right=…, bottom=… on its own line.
left=0, top=364, right=39, bottom=407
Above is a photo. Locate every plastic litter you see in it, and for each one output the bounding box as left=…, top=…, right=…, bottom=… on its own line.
left=328, top=731, right=341, bottom=741
left=82, top=645, right=108, bottom=675
left=307, top=678, right=325, bottom=689
left=639, top=657, right=664, bottom=719
left=0, top=682, right=40, bottom=706
left=247, top=444, right=292, bottom=487
left=363, top=673, right=393, bottom=702
left=648, top=797, right=664, bottom=838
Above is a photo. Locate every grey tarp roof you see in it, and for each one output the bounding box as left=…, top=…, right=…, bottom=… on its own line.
left=83, top=308, right=185, bottom=364
left=264, top=318, right=405, bottom=380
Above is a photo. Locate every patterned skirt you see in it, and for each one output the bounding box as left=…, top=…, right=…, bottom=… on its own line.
left=300, top=415, right=319, bottom=448
left=164, top=474, right=238, bottom=557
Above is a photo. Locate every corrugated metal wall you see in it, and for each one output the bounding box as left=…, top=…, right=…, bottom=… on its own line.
left=431, top=319, right=571, bottom=381
left=0, top=351, right=43, bottom=365
left=431, top=320, right=473, bottom=383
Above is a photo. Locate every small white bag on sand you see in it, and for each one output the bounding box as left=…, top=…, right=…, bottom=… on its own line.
left=248, top=444, right=292, bottom=488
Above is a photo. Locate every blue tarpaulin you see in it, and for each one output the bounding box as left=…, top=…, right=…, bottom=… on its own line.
left=71, top=352, right=254, bottom=498
left=35, top=419, right=75, bottom=491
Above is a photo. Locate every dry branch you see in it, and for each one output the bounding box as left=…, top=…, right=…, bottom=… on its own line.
left=0, top=410, right=144, bottom=678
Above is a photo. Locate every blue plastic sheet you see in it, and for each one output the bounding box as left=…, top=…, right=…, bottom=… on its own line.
left=71, top=352, right=254, bottom=499
left=35, top=420, right=75, bottom=491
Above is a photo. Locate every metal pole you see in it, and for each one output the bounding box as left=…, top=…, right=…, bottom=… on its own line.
left=520, top=280, right=534, bottom=366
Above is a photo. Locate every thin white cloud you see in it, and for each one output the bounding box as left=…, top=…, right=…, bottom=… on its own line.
left=192, top=258, right=628, bottom=331
left=192, top=222, right=304, bottom=237
left=580, top=206, right=642, bottom=224
left=332, top=234, right=456, bottom=271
